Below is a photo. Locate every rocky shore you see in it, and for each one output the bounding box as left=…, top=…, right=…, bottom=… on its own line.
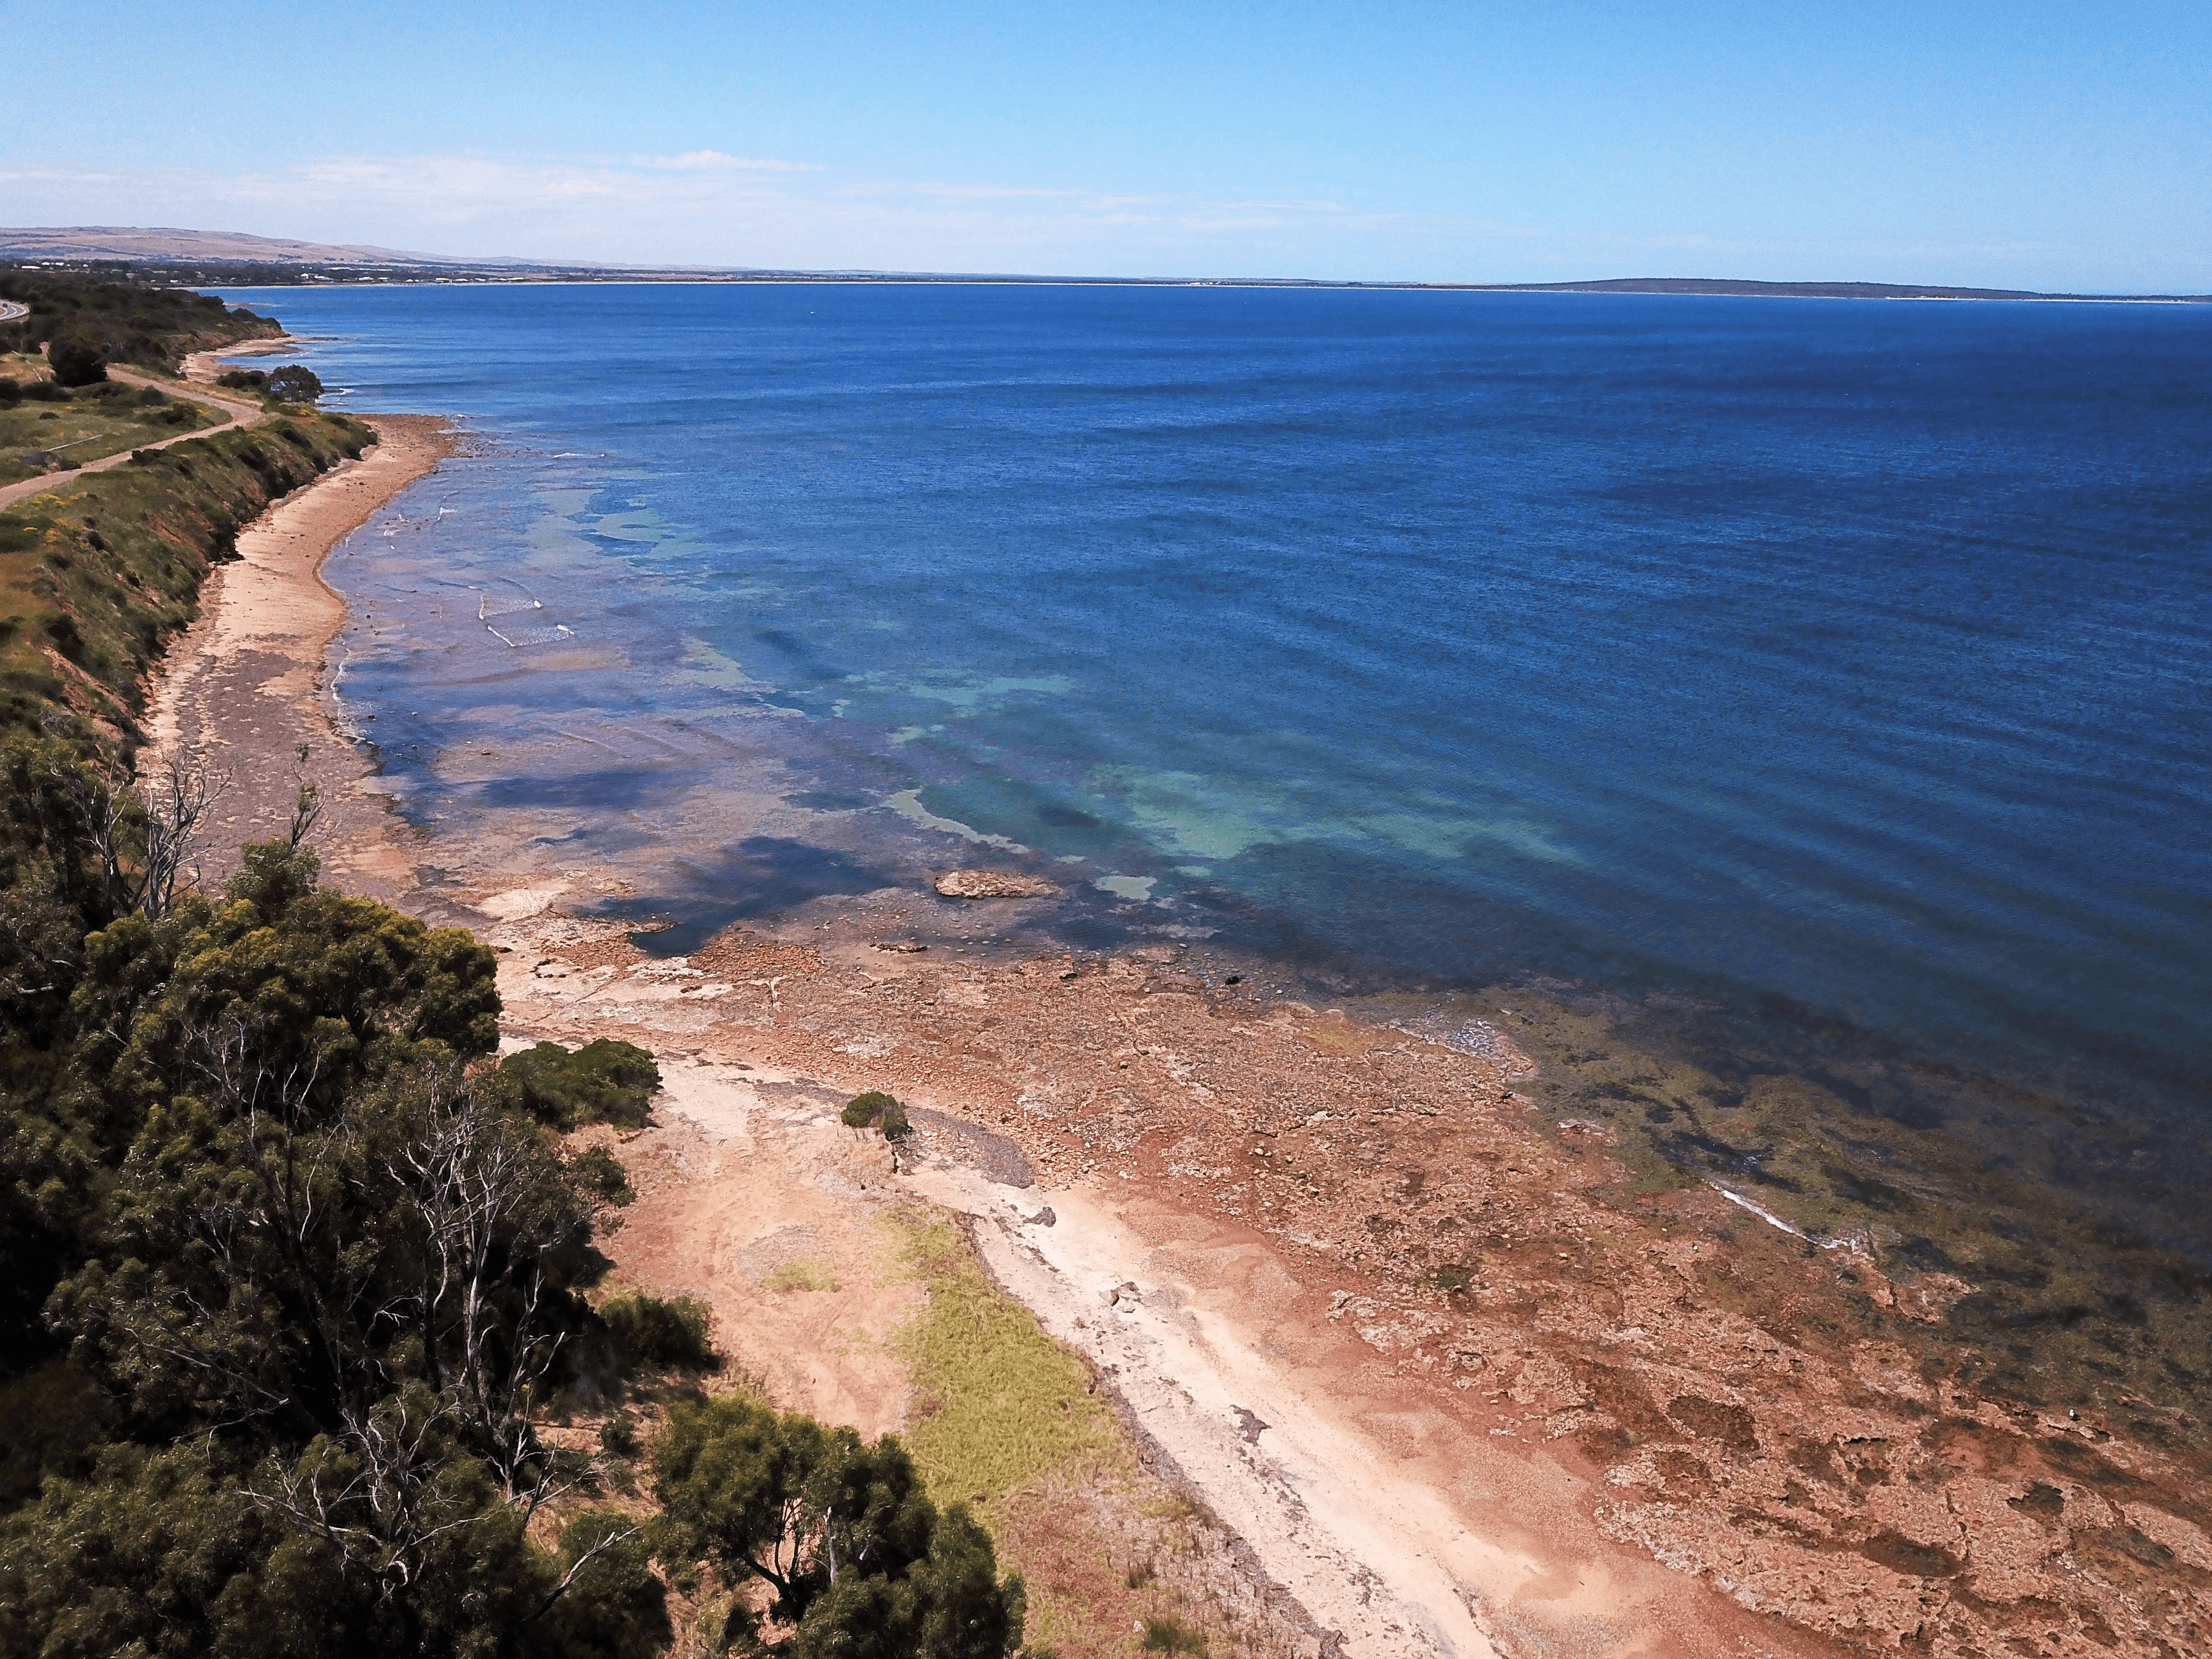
left=142, top=430, right=2212, bottom=1659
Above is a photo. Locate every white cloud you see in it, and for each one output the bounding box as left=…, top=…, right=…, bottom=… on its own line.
left=639, top=150, right=816, bottom=173
left=2, top=151, right=2198, bottom=289
left=0, top=152, right=1422, bottom=275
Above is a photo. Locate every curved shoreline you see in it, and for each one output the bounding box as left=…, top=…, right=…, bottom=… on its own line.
left=143, top=401, right=2212, bottom=1658
left=144, top=411, right=457, bottom=898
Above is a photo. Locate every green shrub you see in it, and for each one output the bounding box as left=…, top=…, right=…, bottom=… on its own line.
left=569, top=1145, right=635, bottom=1207
left=217, top=368, right=269, bottom=391
left=880, top=1099, right=913, bottom=1142
left=47, top=330, right=106, bottom=387
left=1143, top=1616, right=1209, bottom=1655
left=546, top=1509, right=670, bottom=1659
left=266, top=364, right=324, bottom=404
left=842, top=1090, right=895, bottom=1128
left=600, top=1290, right=716, bottom=1370
left=651, top=1397, right=1026, bottom=1656
left=499, top=1039, right=661, bottom=1130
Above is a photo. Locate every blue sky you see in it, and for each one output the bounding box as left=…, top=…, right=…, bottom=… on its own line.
left=7, top=1, right=2206, bottom=288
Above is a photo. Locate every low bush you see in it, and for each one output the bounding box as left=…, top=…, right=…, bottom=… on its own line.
left=217, top=368, right=269, bottom=391
left=569, top=1145, right=636, bottom=1207
left=599, top=1290, right=716, bottom=1370
left=267, top=364, right=324, bottom=404
left=1143, top=1615, right=1209, bottom=1655
left=842, top=1089, right=895, bottom=1128
left=652, top=1396, right=1027, bottom=1655
left=499, top=1038, right=661, bottom=1130
left=46, top=330, right=106, bottom=387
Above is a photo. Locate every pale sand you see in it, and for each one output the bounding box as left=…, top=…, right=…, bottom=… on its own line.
left=181, top=335, right=306, bottom=383
left=144, top=413, right=456, bottom=898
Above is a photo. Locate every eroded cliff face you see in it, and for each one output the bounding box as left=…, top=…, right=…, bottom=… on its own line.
left=478, top=910, right=2209, bottom=1659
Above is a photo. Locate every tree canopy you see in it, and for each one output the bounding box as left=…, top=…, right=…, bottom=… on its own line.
left=653, top=1396, right=1025, bottom=1657
left=0, top=765, right=665, bottom=1657
left=1, top=740, right=1027, bottom=1657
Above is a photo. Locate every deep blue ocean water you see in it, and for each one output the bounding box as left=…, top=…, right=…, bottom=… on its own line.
left=219, top=283, right=2212, bottom=1190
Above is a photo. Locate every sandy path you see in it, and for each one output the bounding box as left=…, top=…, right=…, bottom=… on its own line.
left=912, top=1165, right=1506, bottom=1658
left=0, top=366, right=265, bottom=512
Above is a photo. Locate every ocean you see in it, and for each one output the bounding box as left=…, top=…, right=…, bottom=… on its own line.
left=217, top=281, right=2212, bottom=1258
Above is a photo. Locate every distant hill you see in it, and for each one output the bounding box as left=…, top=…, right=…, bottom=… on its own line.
left=3, top=227, right=2204, bottom=300
left=0, top=226, right=494, bottom=267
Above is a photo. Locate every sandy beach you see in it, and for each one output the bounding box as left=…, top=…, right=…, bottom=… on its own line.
left=143, top=424, right=2212, bottom=1659
left=143, top=412, right=463, bottom=904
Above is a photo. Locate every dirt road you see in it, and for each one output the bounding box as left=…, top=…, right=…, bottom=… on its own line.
left=0, top=366, right=267, bottom=512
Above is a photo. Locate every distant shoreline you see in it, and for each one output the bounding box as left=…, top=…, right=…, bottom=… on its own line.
left=198, top=273, right=2212, bottom=303
left=12, top=226, right=2206, bottom=300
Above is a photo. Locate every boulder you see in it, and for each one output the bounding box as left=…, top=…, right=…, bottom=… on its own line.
left=933, top=869, right=1061, bottom=899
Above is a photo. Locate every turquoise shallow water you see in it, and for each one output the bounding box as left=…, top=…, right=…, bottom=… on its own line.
left=221, top=282, right=2212, bottom=1232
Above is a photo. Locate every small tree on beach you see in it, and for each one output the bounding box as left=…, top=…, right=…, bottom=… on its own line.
left=266, top=364, right=324, bottom=404
left=842, top=1090, right=895, bottom=1130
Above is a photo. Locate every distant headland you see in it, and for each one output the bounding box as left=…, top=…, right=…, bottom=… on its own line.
left=5, top=225, right=2206, bottom=301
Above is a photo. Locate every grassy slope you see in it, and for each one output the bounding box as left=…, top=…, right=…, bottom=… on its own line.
left=0, top=410, right=373, bottom=754
left=0, top=370, right=225, bottom=486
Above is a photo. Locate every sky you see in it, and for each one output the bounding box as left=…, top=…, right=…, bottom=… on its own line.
left=4, top=1, right=2207, bottom=289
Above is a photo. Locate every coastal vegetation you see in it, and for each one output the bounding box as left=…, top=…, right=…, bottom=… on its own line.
left=0, top=372, right=221, bottom=486
left=0, top=791, right=672, bottom=1655
left=842, top=1090, right=912, bottom=1140
left=0, top=410, right=369, bottom=745
left=0, top=267, right=281, bottom=375
left=219, top=364, right=327, bottom=404
left=653, top=1396, right=1027, bottom=1655
left=0, top=293, right=1034, bottom=1652
left=0, top=754, right=1027, bottom=1654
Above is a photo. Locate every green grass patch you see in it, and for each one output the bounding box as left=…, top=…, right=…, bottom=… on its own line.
left=0, top=383, right=218, bottom=484
left=760, top=1256, right=842, bottom=1294
left=885, top=1206, right=1119, bottom=1516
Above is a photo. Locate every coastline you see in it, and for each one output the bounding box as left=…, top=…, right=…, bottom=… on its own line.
left=144, top=425, right=2212, bottom=1657
left=180, top=334, right=305, bottom=382
left=145, top=411, right=457, bottom=899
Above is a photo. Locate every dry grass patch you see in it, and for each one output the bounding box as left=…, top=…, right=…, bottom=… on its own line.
left=887, top=1206, right=1120, bottom=1514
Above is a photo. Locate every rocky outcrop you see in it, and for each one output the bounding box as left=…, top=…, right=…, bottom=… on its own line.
left=932, top=869, right=1061, bottom=899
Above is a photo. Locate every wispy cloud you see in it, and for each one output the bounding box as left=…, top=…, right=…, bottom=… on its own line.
left=0, top=151, right=1420, bottom=275
left=3, top=151, right=2189, bottom=288
left=638, top=150, right=817, bottom=173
